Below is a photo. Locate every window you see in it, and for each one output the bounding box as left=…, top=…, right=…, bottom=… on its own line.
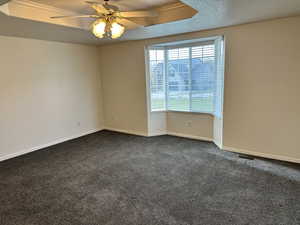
left=167, top=47, right=190, bottom=111
left=149, top=49, right=166, bottom=111
left=148, top=37, right=224, bottom=114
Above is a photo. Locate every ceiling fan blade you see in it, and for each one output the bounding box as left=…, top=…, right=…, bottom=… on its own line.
left=103, top=3, right=119, bottom=12
left=50, top=15, right=101, bottom=19
left=116, top=18, right=143, bottom=29
left=85, top=1, right=101, bottom=3
left=119, top=10, right=158, bottom=18
left=85, top=1, right=110, bottom=14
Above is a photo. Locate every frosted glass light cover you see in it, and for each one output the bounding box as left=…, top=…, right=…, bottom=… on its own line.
left=92, top=19, right=106, bottom=38
left=111, top=22, right=125, bottom=39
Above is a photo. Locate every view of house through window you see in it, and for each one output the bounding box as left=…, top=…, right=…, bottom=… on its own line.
left=148, top=37, right=224, bottom=114
left=149, top=49, right=166, bottom=111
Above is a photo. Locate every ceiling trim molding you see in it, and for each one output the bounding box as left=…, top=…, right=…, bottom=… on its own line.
left=0, top=0, right=90, bottom=30
left=3, top=0, right=90, bottom=30
left=11, top=0, right=75, bottom=15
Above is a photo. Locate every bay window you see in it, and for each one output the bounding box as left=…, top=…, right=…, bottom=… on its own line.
left=147, top=36, right=224, bottom=115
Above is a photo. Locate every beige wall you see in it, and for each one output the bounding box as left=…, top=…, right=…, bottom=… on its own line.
left=167, top=112, right=214, bottom=140
left=148, top=111, right=214, bottom=140
left=0, top=35, right=104, bottom=160
left=222, top=16, right=300, bottom=161
left=99, top=41, right=148, bottom=135
left=99, top=16, right=300, bottom=161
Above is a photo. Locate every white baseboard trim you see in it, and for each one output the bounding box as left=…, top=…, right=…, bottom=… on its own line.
left=167, top=132, right=213, bottom=142
left=4, top=126, right=297, bottom=164
left=104, top=127, right=213, bottom=143
left=223, top=146, right=300, bottom=164
left=0, top=127, right=104, bottom=162
left=213, top=141, right=223, bottom=149
left=148, top=131, right=167, bottom=137
left=104, top=127, right=149, bottom=137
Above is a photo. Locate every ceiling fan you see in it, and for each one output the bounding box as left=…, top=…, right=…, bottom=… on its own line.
left=50, top=0, right=158, bottom=39
left=0, top=0, right=10, bottom=5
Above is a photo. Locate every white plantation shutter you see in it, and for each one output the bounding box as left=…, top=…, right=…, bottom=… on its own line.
left=148, top=37, right=224, bottom=114
left=165, top=44, right=215, bottom=113
left=167, top=48, right=190, bottom=111
left=149, top=49, right=166, bottom=111
left=191, top=44, right=215, bottom=113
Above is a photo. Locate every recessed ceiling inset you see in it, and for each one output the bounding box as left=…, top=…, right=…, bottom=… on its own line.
left=1, top=0, right=198, bottom=40
left=51, top=0, right=161, bottom=39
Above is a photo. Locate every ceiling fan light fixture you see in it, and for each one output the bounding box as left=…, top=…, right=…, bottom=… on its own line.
left=52, top=0, right=158, bottom=40
left=110, top=22, right=125, bottom=39
left=92, top=19, right=106, bottom=38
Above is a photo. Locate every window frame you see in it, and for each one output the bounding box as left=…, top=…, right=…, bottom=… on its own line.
left=146, top=37, right=222, bottom=115
left=147, top=46, right=167, bottom=112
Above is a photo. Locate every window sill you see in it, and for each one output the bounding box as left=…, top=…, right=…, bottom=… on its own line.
left=151, top=109, right=166, bottom=113
left=151, top=110, right=215, bottom=116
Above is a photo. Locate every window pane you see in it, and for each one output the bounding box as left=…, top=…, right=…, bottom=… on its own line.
left=148, top=43, right=217, bottom=113
left=167, top=48, right=190, bottom=111
left=151, top=85, right=165, bottom=110
left=191, top=45, right=215, bottom=112
left=168, top=87, right=190, bottom=111
left=149, top=49, right=166, bottom=111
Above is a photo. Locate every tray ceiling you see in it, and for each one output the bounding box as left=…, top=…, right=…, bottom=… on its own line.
left=1, top=0, right=300, bottom=45
left=29, top=0, right=177, bottom=13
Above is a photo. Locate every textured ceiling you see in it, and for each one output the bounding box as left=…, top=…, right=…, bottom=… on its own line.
left=1, top=0, right=300, bottom=45
left=120, top=0, right=300, bottom=41
left=29, top=0, right=177, bottom=13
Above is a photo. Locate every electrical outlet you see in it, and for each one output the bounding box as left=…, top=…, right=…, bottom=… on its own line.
left=77, top=122, right=81, bottom=127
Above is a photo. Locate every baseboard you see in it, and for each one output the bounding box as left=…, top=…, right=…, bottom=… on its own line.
left=104, top=127, right=149, bottom=137
left=104, top=127, right=213, bottom=143
left=4, top=127, right=297, bottom=164
left=167, top=132, right=213, bottom=142
left=0, top=127, right=104, bottom=162
left=213, top=141, right=223, bottom=149
left=223, top=146, right=300, bottom=164
left=148, top=131, right=167, bottom=137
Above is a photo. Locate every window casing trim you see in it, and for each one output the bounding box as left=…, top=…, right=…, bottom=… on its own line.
left=149, top=35, right=220, bottom=48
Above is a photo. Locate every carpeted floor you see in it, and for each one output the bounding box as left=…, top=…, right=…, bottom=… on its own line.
left=0, top=131, right=299, bottom=225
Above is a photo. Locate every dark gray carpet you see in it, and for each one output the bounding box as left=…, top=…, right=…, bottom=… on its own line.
left=0, top=131, right=299, bottom=225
